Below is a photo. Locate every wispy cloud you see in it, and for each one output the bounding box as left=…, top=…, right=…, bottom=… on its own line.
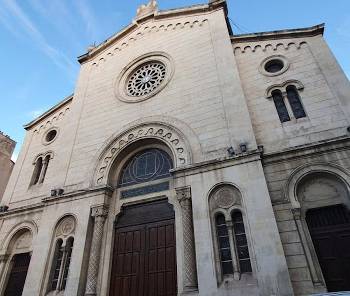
left=1, top=0, right=78, bottom=79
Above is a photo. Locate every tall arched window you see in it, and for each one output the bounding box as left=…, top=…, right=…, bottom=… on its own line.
left=31, top=157, right=43, bottom=185
left=272, top=90, right=290, bottom=123
left=209, top=186, right=254, bottom=282
left=269, top=83, right=306, bottom=123
left=286, top=85, right=306, bottom=119
left=215, top=214, right=234, bottom=275
left=47, top=217, right=76, bottom=293
left=232, top=211, right=252, bottom=273
left=117, top=148, right=173, bottom=198
left=30, top=153, right=53, bottom=186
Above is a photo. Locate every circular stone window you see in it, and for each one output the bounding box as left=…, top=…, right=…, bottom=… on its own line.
left=260, top=55, right=289, bottom=76
left=43, top=128, right=58, bottom=145
left=115, top=52, right=174, bottom=103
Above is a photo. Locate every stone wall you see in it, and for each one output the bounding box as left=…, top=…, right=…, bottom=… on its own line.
left=0, top=132, right=15, bottom=201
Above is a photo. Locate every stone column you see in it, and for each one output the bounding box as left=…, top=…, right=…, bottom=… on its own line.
left=0, top=254, right=9, bottom=283
left=292, top=208, right=322, bottom=286
left=38, top=157, right=49, bottom=183
left=85, top=205, right=109, bottom=296
left=176, top=186, right=198, bottom=291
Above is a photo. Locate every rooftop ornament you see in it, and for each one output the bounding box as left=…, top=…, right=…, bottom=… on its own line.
left=136, top=0, right=158, bottom=19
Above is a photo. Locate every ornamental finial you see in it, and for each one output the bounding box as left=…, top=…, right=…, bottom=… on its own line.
left=136, top=0, right=158, bottom=19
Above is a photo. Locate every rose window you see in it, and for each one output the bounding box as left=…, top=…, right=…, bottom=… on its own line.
left=126, top=62, right=166, bottom=97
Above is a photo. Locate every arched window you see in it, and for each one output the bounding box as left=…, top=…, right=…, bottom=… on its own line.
left=30, top=153, right=52, bottom=186
left=47, top=217, right=75, bottom=293
left=31, top=157, right=43, bottom=185
left=118, top=148, right=173, bottom=187
left=209, top=186, right=254, bottom=282
left=286, top=85, right=306, bottom=119
left=215, top=214, right=234, bottom=275
left=269, top=83, right=306, bottom=123
left=272, top=90, right=290, bottom=123
left=232, top=211, right=252, bottom=273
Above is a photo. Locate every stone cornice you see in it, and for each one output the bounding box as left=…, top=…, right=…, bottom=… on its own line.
left=171, top=149, right=262, bottom=177
left=78, top=0, right=228, bottom=64
left=0, top=186, right=113, bottom=218
left=262, top=136, right=350, bottom=165
left=24, top=94, right=73, bottom=130
left=231, top=23, right=324, bottom=44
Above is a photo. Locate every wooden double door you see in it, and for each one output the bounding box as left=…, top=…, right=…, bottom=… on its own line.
left=4, top=253, right=31, bottom=296
left=110, top=200, right=177, bottom=296
left=306, top=205, right=350, bottom=292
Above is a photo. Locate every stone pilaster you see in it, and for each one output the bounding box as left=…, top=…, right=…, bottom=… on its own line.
left=85, top=205, right=109, bottom=296
left=176, top=186, right=198, bottom=291
left=292, top=208, right=322, bottom=286
left=0, top=254, right=9, bottom=284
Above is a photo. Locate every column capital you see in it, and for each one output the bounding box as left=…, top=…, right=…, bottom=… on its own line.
left=291, top=208, right=301, bottom=220
left=0, top=254, right=9, bottom=262
left=91, top=205, right=109, bottom=218
left=175, top=186, right=191, bottom=205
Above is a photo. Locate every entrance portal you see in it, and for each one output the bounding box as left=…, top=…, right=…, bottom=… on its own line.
left=110, top=200, right=177, bottom=296
left=306, top=205, right=350, bottom=292
left=4, top=253, right=31, bottom=296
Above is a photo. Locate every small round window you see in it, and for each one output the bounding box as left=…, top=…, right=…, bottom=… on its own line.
left=43, top=128, right=58, bottom=145
left=260, top=55, right=289, bottom=76
left=264, top=59, right=284, bottom=73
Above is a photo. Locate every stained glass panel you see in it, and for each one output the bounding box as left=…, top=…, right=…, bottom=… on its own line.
left=118, top=149, right=173, bottom=187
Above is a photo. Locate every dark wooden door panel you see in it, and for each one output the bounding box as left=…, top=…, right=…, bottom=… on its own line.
left=110, top=200, right=177, bottom=296
left=4, top=253, right=31, bottom=296
left=307, top=205, right=350, bottom=292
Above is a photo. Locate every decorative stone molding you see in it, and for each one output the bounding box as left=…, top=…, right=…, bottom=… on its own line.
left=94, top=123, right=191, bottom=185
left=259, top=55, right=290, bottom=77
left=32, top=151, right=54, bottom=165
left=209, top=185, right=242, bottom=212
left=56, top=216, right=76, bottom=238
left=115, top=52, right=174, bottom=103
left=284, top=162, right=350, bottom=207
left=90, top=19, right=209, bottom=68
left=85, top=205, right=109, bottom=296
left=233, top=41, right=308, bottom=55
left=33, top=106, right=70, bottom=134
left=265, top=80, right=304, bottom=99
left=176, top=186, right=198, bottom=290
left=136, top=0, right=158, bottom=19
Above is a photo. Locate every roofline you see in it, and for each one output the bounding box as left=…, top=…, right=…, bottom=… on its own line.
left=78, top=0, right=230, bottom=64
left=231, top=23, right=325, bottom=43
left=23, top=94, right=74, bottom=130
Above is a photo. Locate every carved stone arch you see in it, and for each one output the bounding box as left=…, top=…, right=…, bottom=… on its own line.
left=91, top=119, right=199, bottom=186
left=0, top=221, right=37, bottom=253
left=32, top=151, right=54, bottom=164
left=54, top=214, right=77, bottom=239
left=266, top=79, right=304, bottom=98
left=284, top=162, right=350, bottom=209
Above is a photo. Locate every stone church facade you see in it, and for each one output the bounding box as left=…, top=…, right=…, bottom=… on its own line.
left=0, top=0, right=350, bottom=295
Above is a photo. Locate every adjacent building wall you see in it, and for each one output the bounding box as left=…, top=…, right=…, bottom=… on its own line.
left=0, top=132, right=15, bottom=202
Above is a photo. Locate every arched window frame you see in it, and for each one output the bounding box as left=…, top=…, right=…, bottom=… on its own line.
left=45, top=216, right=76, bottom=294
left=266, top=80, right=307, bottom=124
left=30, top=151, right=54, bottom=186
left=209, top=186, right=255, bottom=285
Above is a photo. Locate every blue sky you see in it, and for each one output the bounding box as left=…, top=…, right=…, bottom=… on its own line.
left=1, top=0, right=349, bottom=161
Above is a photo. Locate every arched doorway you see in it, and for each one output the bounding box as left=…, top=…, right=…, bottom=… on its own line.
left=109, top=147, right=177, bottom=296
left=297, top=172, right=350, bottom=292
left=306, top=205, right=350, bottom=292
left=2, top=229, right=33, bottom=296
left=110, top=200, right=177, bottom=296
